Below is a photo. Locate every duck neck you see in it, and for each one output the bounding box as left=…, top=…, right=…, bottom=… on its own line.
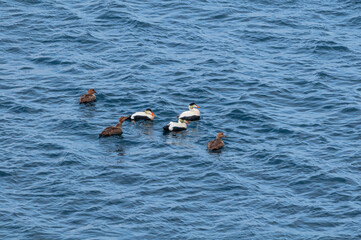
left=178, top=121, right=186, bottom=126
left=115, top=123, right=123, bottom=128
left=191, top=108, right=199, bottom=113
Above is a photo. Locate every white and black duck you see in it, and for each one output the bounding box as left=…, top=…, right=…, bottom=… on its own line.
left=163, top=119, right=189, bottom=132
left=128, top=108, right=155, bottom=121
left=178, top=103, right=200, bottom=121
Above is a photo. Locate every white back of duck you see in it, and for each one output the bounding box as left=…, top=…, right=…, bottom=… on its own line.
left=164, top=119, right=188, bottom=131
left=131, top=109, right=155, bottom=120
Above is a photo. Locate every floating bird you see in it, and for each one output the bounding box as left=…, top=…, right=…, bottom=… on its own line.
left=79, top=89, right=97, bottom=104
left=207, top=132, right=226, bottom=150
left=128, top=108, right=155, bottom=121
left=99, top=116, right=128, bottom=138
left=178, top=103, right=200, bottom=121
left=163, top=119, right=189, bottom=132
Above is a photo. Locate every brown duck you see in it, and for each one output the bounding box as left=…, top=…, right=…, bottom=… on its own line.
left=99, top=117, right=128, bottom=138
left=207, top=132, right=226, bottom=150
left=79, top=89, right=97, bottom=104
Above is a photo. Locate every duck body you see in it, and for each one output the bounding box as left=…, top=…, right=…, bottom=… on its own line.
left=99, top=116, right=127, bottom=138
left=99, top=126, right=123, bottom=137
left=207, top=139, right=224, bottom=150
left=129, top=109, right=155, bottom=121
left=130, top=112, right=154, bottom=121
left=207, top=132, right=226, bottom=150
left=79, top=89, right=97, bottom=104
left=163, top=119, right=188, bottom=132
left=178, top=103, right=200, bottom=121
left=178, top=108, right=200, bottom=121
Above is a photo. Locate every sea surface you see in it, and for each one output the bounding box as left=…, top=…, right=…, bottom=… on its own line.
left=1, top=0, right=361, bottom=239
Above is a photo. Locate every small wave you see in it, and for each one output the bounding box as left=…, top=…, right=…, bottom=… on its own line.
left=127, top=18, right=153, bottom=29
left=312, top=40, right=351, bottom=54
left=340, top=106, right=360, bottom=113
left=316, top=71, right=333, bottom=79
left=347, top=15, right=361, bottom=26
left=29, top=56, right=75, bottom=66
left=9, top=105, right=44, bottom=114
left=58, top=159, right=81, bottom=166
left=0, top=170, right=12, bottom=177
left=5, top=47, right=24, bottom=54
left=15, top=0, right=42, bottom=5
left=227, top=109, right=257, bottom=122
left=291, top=173, right=356, bottom=190
left=37, top=142, right=65, bottom=151
left=111, top=174, right=144, bottom=185
left=95, top=10, right=128, bottom=20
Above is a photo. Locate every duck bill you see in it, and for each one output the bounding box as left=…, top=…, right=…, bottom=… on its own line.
left=151, top=112, right=155, bottom=116
left=195, top=105, right=199, bottom=108
left=185, top=121, right=189, bottom=124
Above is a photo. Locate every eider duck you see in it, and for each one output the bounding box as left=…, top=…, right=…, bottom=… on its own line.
left=128, top=108, right=155, bottom=121
left=207, top=132, right=226, bottom=150
left=99, top=116, right=128, bottom=138
left=163, top=119, right=188, bottom=132
left=79, top=89, right=97, bottom=104
left=178, top=103, right=200, bottom=121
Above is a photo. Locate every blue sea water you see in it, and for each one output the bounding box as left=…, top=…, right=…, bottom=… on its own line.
left=1, top=0, right=361, bottom=239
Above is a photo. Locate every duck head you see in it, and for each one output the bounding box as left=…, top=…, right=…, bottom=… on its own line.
left=179, top=119, right=189, bottom=124
left=189, top=102, right=199, bottom=110
left=216, top=132, right=226, bottom=139
left=115, top=116, right=128, bottom=127
left=119, top=116, right=128, bottom=123
left=145, top=108, right=155, bottom=116
left=88, top=89, right=97, bottom=94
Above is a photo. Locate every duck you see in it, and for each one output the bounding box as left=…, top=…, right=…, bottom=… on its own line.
left=79, top=89, right=97, bottom=104
left=99, top=116, right=128, bottom=137
left=163, top=119, right=189, bottom=132
left=207, top=132, right=226, bottom=150
left=178, top=103, right=200, bottom=121
left=128, top=108, right=155, bottom=121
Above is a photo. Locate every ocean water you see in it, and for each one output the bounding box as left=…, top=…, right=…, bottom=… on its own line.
left=1, top=0, right=361, bottom=239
